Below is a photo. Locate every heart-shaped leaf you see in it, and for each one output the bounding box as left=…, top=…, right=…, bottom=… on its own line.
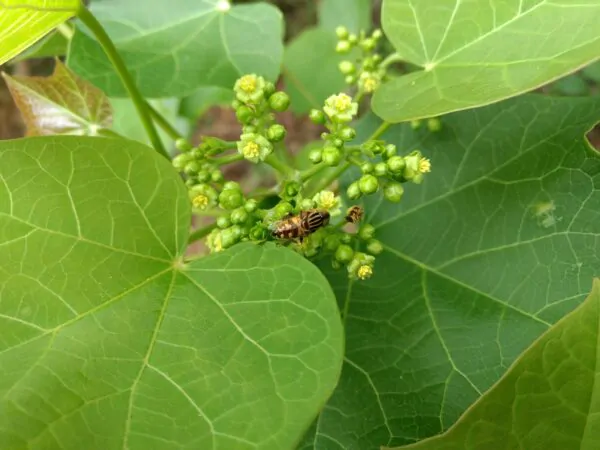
left=67, top=0, right=284, bottom=98
left=0, top=136, right=343, bottom=449
left=0, top=0, right=78, bottom=65
left=372, top=0, right=600, bottom=122
left=2, top=60, right=112, bottom=136
left=302, top=95, right=600, bottom=448
left=386, top=278, right=600, bottom=450
left=318, top=0, right=372, bottom=34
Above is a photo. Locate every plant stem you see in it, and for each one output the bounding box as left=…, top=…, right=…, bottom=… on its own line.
left=211, top=153, right=244, bottom=166
left=380, top=52, right=403, bottom=70
left=147, top=102, right=182, bottom=141
left=188, top=223, right=217, bottom=244
left=300, top=163, right=327, bottom=182
left=306, top=161, right=351, bottom=197
left=76, top=4, right=168, bottom=159
left=265, top=154, right=294, bottom=178
left=369, top=121, right=391, bottom=141
left=56, top=22, right=74, bottom=40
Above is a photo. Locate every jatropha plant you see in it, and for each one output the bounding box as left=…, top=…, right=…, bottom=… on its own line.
left=2, top=1, right=600, bottom=450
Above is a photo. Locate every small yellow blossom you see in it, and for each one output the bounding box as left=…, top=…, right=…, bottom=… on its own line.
left=238, top=75, right=257, bottom=93
left=419, top=158, right=431, bottom=173
left=357, top=265, right=373, bottom=280
left=323, top=93, right=358, bottom=122
left=359, top=72, right=381, bottom=93
left=192, top=194, right=209, bottom=210
left=313, top=190, right=341, bottom=216
left=243, top=141, right=260, bottom=159
left=234, top=74, right=266, bottom=104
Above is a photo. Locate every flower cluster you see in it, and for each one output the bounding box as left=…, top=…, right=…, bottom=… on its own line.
left=335, top=27, right=387, bottom=95
left=232, top=74, right=290, bottom=163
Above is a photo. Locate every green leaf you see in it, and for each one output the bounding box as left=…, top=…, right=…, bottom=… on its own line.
left=386, top=278, right=600, bottom=450
left=0, top=136, right=343, bottom=449
left=283, top=28, right=347, bottom=114
left=2, top=59, right=112, bottom=136
left=0, top=0, right=78, bottom=65
left=372, top=0, right=600, bottom=122
left=67, top=1, right=284, bottom=98
left=11, top=29, right=69, bottom=62
left=551, top=73, right=589, bottom=96
left=318, top=0, right=372, bottom=34
left=304, top=95, right=600, bottom=448
left=582, top=61, right=600, bottom=83
left=179, top=87, right=234, bottom=121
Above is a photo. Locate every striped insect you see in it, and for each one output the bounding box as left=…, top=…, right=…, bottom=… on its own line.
left=271, top=209, right=330, bottom=241
left=345, top=205, right=364, bottom=224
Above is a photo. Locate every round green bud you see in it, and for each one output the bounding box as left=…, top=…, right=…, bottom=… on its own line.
left=372, top=29, right=383, bottom=40
left=175, top=138, right=192, bottom=152
left=185, top=178, right=196, bottom=187
left=322, top=146, right=342, bottom=167
left=324, top=234, right=341, bottom=252
left=335, top=26, right=349, bottom=39
left=372, top=53, right=382, bottom=63
left=223, top=181, right=241, bottom=191
left=309, top=109, right=326, bottom=125
left=338, top=60, right=355, bottom=75
left=308, top=148, right=323, bottom=164
left=387, top=156, right=406, bottom=174
left=359, top=224, right=376, bottom=241
left=211, top=170, right=224, bottom=183
left=172, top=153, right=192, bottom=171
left=360, top=37, right=376, bottom=51
left=374, top=162, right=388, bottom=177
left=384, top=144, right=397, bottom=159
left=335, top=244, right=354, bottom=263
left=244, top=199, right=258, bottom=213
left=216, top=215, right=231, bottom=229
left=230, top=225, right=243, bottom=239
left=427, top=117, right=442, bottom=132
left=366, top=239, right=384, bottom=255
left=300, top=198, right=315, bottom=210
left=410, top=120, right=422, bottom=129
left=219, top=189, right=244, bottom=210
left=320, top=132, right=330, bottom=140
left=336, top=40, right=352, bottom=53
left=183, top=161, right=201, bottom=175
left=361, top=163, right=374, bottom=174
left=268, top=92, right=291, bottom=112
left=196, top=170, right=211, bottom=183
left=231, top=99, right=242, bottom=109
left=264, top=82, right=276, bottom=98
left=339, top=126, right=356, bottom=141
left=348, top=34, right=358, bottom=44
left=231, top=207, right=249, bottom=225
left=283, top=181, right=301, bottom=198
left=333, top=138, right=344, bottom=148
left=347, top=181, right=362, bottom=200
left=250, top=224, right=267, bottom=241
left=220, top=228, right=239, bottom=249
left=383, top=183, right=404, bottom=203
left=304, top=246, right=319, bottom=258
left=358, top=174, right=379, bottom=194
left=345, top=75, right=357, bottom=84
left=275, top=202, right=293, bottom=218
left=331, top=259, right=342, bottom=270
left=242, top=125, right=257, bottom=134
left=340, top=233, right=352, bottom=244
left=235, top=105, right=254, bottom=124
left=267, top=124, right=287, bottom=142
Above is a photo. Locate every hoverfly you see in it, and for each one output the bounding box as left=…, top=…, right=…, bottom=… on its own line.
left=271, top=209, right=330, bottom=241
left=345, top=205, right=364, bottom=224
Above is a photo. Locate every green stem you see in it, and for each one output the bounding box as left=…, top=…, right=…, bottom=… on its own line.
left=300, top=163, right=327, bottom=182
left=306, top=161, right=351, bottom=197
left=56, top=22, right=74, bottom=40
left=211, top=153, right=244, bottom=166
left=147, top=102, right=182, bottom=141
left=76, top=4, right=168, bottom=159
left=369, top=121, right=391, bottom=141
left=265, top=154, right=294, bottom=178
left=380, top=52, right=404, bottom=70
left=188, top=223, right=217, bottom=244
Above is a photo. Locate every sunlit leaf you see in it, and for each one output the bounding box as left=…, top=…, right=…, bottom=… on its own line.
left=3, top=59, right=112, bottom=136
left=11, top=29, right=69, bottom=62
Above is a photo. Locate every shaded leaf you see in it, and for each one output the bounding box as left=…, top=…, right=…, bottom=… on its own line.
left=283, top=28, right=347, bottom=114
left=67, top=0, right=284, bottom=98
left=3, top=59, right=112, bottom=136
left=303, top=95, right=600, bottom=449
left=0, top=136, right=344, bottom=449
left=0, top=0, right=78, bottom=65
left=11, top=29, right=69, bottom=62
left=372, top=0, right=600, bottom=122
left=318, top=0, right=372, bottom=34
left=387, top=279, right=600, bottom=450
left=179, top=87, right=233, bottom=120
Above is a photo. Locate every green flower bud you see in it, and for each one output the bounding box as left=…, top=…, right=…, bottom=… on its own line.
left=340, top=233, right=352, bottom=244
left=300, top=198, right=315, bottom=210
left=244, top=199, right=258, bottom=213
left=374, top=162, right=387, bottom=177
left=348, top=34, right=358, bottom=44
left=320, top=132, right=330, bottom=140
left=324, top=234, right=341, bottom=252
left=331, top=259, right=342, bottom=270
left=172, top=153, right=192, bottom=171
left=335, top=244, right=354, bottom=263
left=216, top=215, right=231, bottom=229
left=372, top=29, right=383, bottom=40
left=183, top=161, right=201, bottom=175
left=191, top=147, right=204, bottom=159
left=410, top=120, right=422, bottom=129
left=336, top=40, right=352, bottom=53
left=358, top=174, right=379, bottom=194
left=347, top=181, right=362, bottom=200
left=267, top=124, right=287, bottom=142
left=235, top=105, right=254, bottom=124
left=372, top=53, right=382, bottom=63
left=384, top=144, right=397, bottom=159
left=242, top=125, right=257, bottom=134
left=333, top=138, right=344, bottom=148
left=361, top=140, right=385, bottom=156
left=339, top=126, right=356, bottom=141
left=264, top=82, right=276, bottom=98
left=211, top=170, right=224, bottom=183
left=219, top=188, right=244, bottom=210
left=309, top=109, right=326, bottom=125
left=358, top=224, right=376, bottom=241
left=231, top=207, right=249, bottom=224
left=268, top=92, right=291, bottom=112
left=224, top=181, right=241, bottom=191
left=196, top=170, right=211, bottom=183
left=322, top=146, right=342, bottom=166
left=427, top=117, right=442, bottom=132
left=308, top=147, right=323, bottom=164
left=360, top=37, right=376, bottom=51
left=387, top=156, right=406, bottom=174
left=175, top=138, right=192, bottom=152
left=282, top=180, right=301, bottom=199
left=275, top=202, right=293, bottom=218
left=185, top=178, right=196, bottom=187
left=384, top=182, right=404, bottom=203
left=335, top=26, right=349, bottom=39
left=220, top=227, right=239, bottom=249
left=338, top=60, right=355, bottom=75
left=345, top=75, right=357, bottom=84
left=361, top=162, right=374, bottom=174
left=231, top=224, right=244, bottom=239
left=250, top=224, right=268, bottom=241
left=234, top=74, right=266, bottom=104
left=366, top=239, right=384, bottom=255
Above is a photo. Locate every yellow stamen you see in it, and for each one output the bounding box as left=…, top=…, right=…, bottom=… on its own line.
left=192, top=194, right=209, bottom=210
left=334, top=94, right=352, bottom=112
left=419, top=158, right=431, bottom=173
left=243, top=141, right=260, bottom=158
left=239, top=75, right=257, bottom=93
left=357, top=265, right=373, bottom=280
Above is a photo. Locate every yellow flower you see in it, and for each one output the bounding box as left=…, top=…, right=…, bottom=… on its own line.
left=313, top=190, right=341, bottom=216
left=192, top=194, right=209, bottom=210
left=238, top=75, right=257, bottom=93
left=234, top=74, right=266, bottom=104
left=357, top=265, right=373, bottom=280
left=323, top=93, right=358, bottom=122
left=419, top=158, right=431, bottom=173
left=243, top=141, right=260, bottom=159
